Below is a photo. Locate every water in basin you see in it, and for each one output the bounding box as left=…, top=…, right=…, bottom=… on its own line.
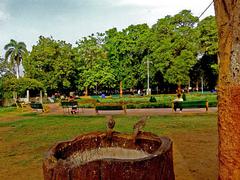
left=67, top=147, right=151, bottom=166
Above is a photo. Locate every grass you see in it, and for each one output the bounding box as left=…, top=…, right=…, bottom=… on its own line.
left=0, top=110, right=217, bottom=179
left=0, top=106, right=16, bottom=114
left=0, top=113, right=216, bottom=138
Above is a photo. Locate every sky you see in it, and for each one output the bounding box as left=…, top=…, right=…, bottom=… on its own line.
left=0, top=0, right=215, bottom=56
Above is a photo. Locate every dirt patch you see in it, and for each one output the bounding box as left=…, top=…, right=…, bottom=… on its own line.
left=0, top=112, right=33, bottom=122
left=171, top=129, right=218, bottom=180
left=0, top=116, right=24, bottom=122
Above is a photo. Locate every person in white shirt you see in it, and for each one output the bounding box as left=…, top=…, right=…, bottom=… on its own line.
left=173, top=94, right=183, bottom=112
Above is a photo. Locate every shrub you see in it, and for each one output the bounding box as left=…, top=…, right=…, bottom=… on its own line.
left=126, top=102, right=172, bottom=109
left=182, top=93, right=186, bottom=101
left=95, top=105, right=123, bottom=110
left=149, top=96, right=157, bottom=102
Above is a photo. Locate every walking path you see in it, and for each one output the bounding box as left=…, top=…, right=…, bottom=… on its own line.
left=46, top=103, right=217, bottom=116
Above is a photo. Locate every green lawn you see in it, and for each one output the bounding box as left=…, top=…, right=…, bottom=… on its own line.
left=0, top=110, right=218, bottom=179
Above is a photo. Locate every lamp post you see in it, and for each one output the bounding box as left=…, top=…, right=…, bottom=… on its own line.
left=146, top=59, right=152, bottom=95
left=197, top=53, right=204, bottom=94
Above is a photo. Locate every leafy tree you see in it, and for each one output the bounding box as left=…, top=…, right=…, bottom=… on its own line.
left=11, top=11, right=218, bottom=96
left=24, top=36, right=76, bottom=95
left=196, top=16, right=218, bottom=55
left=122, top=24, right=151, bottom=89
left=190, top=16, right=218, bottom=90
left=4, top=39, right=28, bottom=79
left=3, top=77, right=43, bottom=97
left=150, top=10, right=199, bottom=88
left=75, top=34, right=115, bottom=95
left=104, top=24, right=151, bottom=94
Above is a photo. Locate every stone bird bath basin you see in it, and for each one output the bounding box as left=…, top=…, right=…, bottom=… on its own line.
left=43, top=131, right=174, bottom=180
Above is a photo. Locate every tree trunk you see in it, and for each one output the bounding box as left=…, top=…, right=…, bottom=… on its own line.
left=214, top=0, right=240, bottom=179
left=120, top=81, right=123, bottom=97
left=16, top=65, right=20, bottom=79
left=13, top=91, right=17, bottom=103
left=16, top=56, right=20, bottom=79
left=196, top=80, right=199, bottom=92
left=177, top=82, right=181, bottom=90
left=40, top=90, right=43, bottom=104
left=85, top=87, right=88, bottom=96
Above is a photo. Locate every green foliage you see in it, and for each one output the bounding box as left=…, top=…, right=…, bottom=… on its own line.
left=149, top=96, right=157, bottom=102
left=18, top=10, right=218, bottom=94
left=126, top=102, right=171, bottom=109
left=3, top=77, right=43, bottom=96
left=4, top=39, right=28, bottom=79
left=75, top=34, right=116, bottom=92
left=190, top=54, right=218, bottom=90
left=0, top=107, right=16, bottom=114
left=104, top=24, right=151, bottom=89
left=196, top=16, right=218, bottom=55
left=23, top=36, right=76, bottom=94
left=182, top=93, right=186, bottom=101
left=95, top=105, right=123, bottom=110
left=188, top=16, right=218, bottom=90
left=150, top=10, right=199, bottom=86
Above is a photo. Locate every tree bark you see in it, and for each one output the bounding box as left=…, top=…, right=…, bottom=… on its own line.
left=16, top=56, right=20, bottom=79
left=85, top=87, right=88, bottom=96
left=16, top=65, right=20, bottom=79
left=214, top=0, right=240, bottom=179
left=120, top=81, right=123, bottom=97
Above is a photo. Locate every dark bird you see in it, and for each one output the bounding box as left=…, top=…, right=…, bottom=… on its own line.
left=133, top=116, right=148, bottom=143
left=106, top=115, right=115, bottom=140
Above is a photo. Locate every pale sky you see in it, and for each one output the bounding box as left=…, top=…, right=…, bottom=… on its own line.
left=0, top=0, right=215, bottom=56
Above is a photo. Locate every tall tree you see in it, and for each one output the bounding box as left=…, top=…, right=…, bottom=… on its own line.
left=104, top=28, right=129, bottom=96
left=196, top=16, right=218, bottom=55
left=190, top=16, right=218, bottom=90
left=214, top=0, right=240, bottom=179
left=4, top=39, right=27, bottom=79
left=122, top=24, right=151, bottom=90
left=105, top=24, right=151, bottom=95
left=150, top=10, right=199, bottom=88
left=75, top=34, right=115, bottom=95
left=24, top=36, right=75, bottom=95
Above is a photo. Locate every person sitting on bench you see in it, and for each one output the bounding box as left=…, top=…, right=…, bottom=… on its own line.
left=173, top=94, right=183, bottom=112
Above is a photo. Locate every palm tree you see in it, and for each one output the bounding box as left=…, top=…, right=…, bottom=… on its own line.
left=4, top=39, right=27, bottom=79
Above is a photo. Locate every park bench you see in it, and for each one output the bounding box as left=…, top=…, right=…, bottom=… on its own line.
left=95, top=102, right=126, bottom=114
left=30, top=102, right=49, bottom=112
left=61, top=101, right=80, bottom=114
left=172, top=100, right=209, bottom=111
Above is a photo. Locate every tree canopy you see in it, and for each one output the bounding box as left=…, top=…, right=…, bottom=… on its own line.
left=23, top=36, right=76, bottom=94
left=4, top=39, right=28, bottom=79
left=1, top=10, right=218, bottom=96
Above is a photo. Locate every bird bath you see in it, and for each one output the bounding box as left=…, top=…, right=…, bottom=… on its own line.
left=43, top=131, right=174, bottom=180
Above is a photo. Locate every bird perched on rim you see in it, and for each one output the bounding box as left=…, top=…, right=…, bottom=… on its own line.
left=133, top=116, right=148, bottom=143
left=106, top=115, right=115, bottom=140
